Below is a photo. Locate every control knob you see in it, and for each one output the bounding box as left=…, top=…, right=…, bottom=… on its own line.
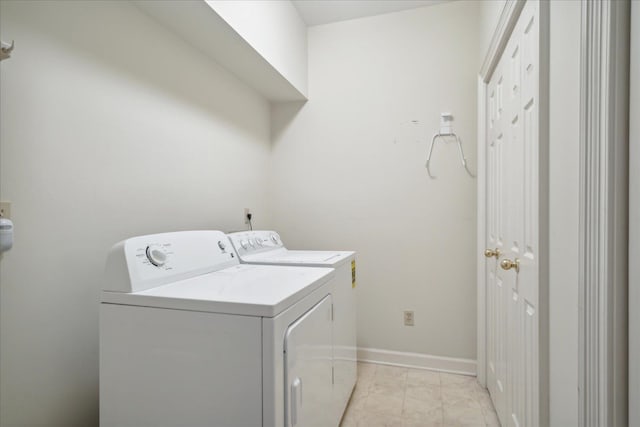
left=240, top=240, right=249, bottom=250
left=218, top=240, right=226, bottom=250
left=270, top=234, right=279, bottom=244
left=146, top=245, right=168, bottom=267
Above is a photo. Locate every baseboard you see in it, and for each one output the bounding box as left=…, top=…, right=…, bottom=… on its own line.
left=357, top=347, right=476, bottom=376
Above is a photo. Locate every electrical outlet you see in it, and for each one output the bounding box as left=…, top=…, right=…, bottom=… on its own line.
left=403, top=310, right=414, bottom=326
left=244, top=208, right=251, bottom=224
left=0, top=201, right=11, bottom=219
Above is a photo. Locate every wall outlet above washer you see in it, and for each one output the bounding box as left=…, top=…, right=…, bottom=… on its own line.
left=0, top=201, right=11, bottom=219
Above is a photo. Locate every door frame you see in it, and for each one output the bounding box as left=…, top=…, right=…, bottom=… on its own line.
left=578, top=1, right=630, bottom=426
left=630, top=3, right=639, bottom=425
left=476, top=0, right=550, bottom=424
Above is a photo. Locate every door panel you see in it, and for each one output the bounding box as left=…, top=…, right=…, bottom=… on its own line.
left=485, top=1, right=539, bottom=426
left=284, top=295, right=333, bottom=427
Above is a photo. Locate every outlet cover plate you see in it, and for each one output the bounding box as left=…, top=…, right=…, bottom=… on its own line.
left=0, top=201, right=11, bottom=219
left=403, top=310, right=415, bottom=326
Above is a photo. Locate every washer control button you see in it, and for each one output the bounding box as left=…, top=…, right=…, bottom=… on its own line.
left=240, top=240, right=249, bottom=250
left=218, top=240, right=226, bottom=251
left=248, top=238, right=255, bottom=247
left=270, top=234, right=279, bottom=244
left=146, top=245, right=167, bottom=267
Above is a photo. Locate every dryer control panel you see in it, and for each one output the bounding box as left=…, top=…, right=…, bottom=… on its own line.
left=227, top=230, right=284, bottom=258
left=104, top=230, right=239, bottom=293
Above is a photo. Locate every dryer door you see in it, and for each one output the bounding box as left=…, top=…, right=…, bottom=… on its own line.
left=284, top=295, right=333, bottom=427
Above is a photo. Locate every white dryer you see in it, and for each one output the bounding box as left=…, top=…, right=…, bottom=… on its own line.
left=227, top=230, right=357, bottom=424
left=100, top=230, right=336, bottom=427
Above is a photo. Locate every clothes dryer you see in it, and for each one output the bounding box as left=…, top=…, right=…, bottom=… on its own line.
left=227, top=230, right=357, bottom=423
left=100, top=230, right=336, bottom=427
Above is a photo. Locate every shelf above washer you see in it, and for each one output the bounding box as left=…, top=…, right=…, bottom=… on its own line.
left=133, top=0, right=308, bottom=102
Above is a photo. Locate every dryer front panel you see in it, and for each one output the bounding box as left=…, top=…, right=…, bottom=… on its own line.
left=284, top=295, right=333, bottom=427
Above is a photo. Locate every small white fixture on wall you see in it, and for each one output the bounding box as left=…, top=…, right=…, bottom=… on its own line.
left=0, top=218, right=13, bottom=253
left=0, top=40, right=15, bottom=61
left=0, top=201, right=13, bottom=253
left=439, top=112, right=454, bottom=134
left=425, top=112, right=475, bottom=179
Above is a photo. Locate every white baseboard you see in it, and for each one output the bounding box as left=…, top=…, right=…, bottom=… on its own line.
left=357, top=347, right=477, bottom=376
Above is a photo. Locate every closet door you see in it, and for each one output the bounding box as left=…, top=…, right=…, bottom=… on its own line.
left=485, top=1, right=540, bottom=426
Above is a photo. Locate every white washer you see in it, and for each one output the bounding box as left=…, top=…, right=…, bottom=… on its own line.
left=100, top=230, right=336, bottom=427
left=227, top=230, right=357, bottom=424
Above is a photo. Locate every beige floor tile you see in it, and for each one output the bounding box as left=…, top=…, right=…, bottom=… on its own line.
left=340, top=407, right=361, bottom=427
left=405, top=384, right=441, bottom=402
left=356, top=410, right=404, bottom=427
left=345, top=364, right=496, bottom=427
left=402, top=396, right=443, bottom=422
left=353, top=378, right=372, bottom=398
left=442, top=404, right=486, bottom=426
left=407, top=369, right=441, bottom=387
left=376, top=364, right=409, bottom=380
left=483, top=408, right=500, bottom=426
left=402, top=419, right=444, bottom=427
left=440, top=372, right=476, bottom=386
left=369, top=377, right=407, bottom=396
left=364, top=392, right=405, bottom=417
left=440, top=388, right=482, bottom=409
left=358, top=362, right=377, bottom=378
left=475, top=391, right=495, bottom=411
left=347, top=393, right=368, bottom=413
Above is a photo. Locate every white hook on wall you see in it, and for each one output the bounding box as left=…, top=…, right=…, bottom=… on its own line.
left=1, top=40, right=15, bottom=61
left=425, top=113, right=476, bottom=179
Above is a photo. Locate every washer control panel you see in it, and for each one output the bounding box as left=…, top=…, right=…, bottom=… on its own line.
left=104, top=231, right=239, bottom=293
left=227, top=230, right=284, bottom=258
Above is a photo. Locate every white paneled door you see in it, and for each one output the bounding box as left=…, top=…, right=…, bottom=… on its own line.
left=485, top=1, right=539, bottom=426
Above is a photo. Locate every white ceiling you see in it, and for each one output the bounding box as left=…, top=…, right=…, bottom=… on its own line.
left=292, top=0, right=451, bottom=27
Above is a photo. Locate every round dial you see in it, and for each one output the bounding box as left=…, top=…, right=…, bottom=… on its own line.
left=256, top=239, right=263, bottom=246
left=218, top=240, right=226, bottom=250
left=240, top=240, right=249, bottom=250
left=270, top=234, right=279, bottom=244
left=248, top=238, right=255, bottom=247
left=146, top=245, right=168, bottom=267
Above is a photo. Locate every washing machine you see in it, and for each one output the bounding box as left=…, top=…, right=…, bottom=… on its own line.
left=100, top=230, right=336, bottom=427
left=227, top=230, right=357, bottom=424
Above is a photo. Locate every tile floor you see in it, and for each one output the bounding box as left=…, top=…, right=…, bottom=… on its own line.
left=340, top=362, right=500, bottom=427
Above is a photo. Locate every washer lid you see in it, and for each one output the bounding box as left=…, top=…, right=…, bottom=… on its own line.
left=243, top=249, right=355, bottom=267
left=101, top=264, right=335, bottom=317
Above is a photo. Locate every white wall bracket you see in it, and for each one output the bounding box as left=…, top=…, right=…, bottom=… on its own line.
left=1, top=40, right=15, bottom=61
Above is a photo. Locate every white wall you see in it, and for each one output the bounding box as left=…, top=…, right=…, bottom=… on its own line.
left=629, top=2, right=639, bottom=425
left=207, top=0, right=308, bottom=97
left=548, top=1, right=580, bottom=426
left=0, top=1, right=271, bottom=425
left=271, top=0, right=481, bottom=361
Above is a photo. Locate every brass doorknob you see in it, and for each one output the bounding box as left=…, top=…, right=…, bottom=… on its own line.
left=500, top=258, right=520, bottom=273
left=484, top=248, right=501, bottom=258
